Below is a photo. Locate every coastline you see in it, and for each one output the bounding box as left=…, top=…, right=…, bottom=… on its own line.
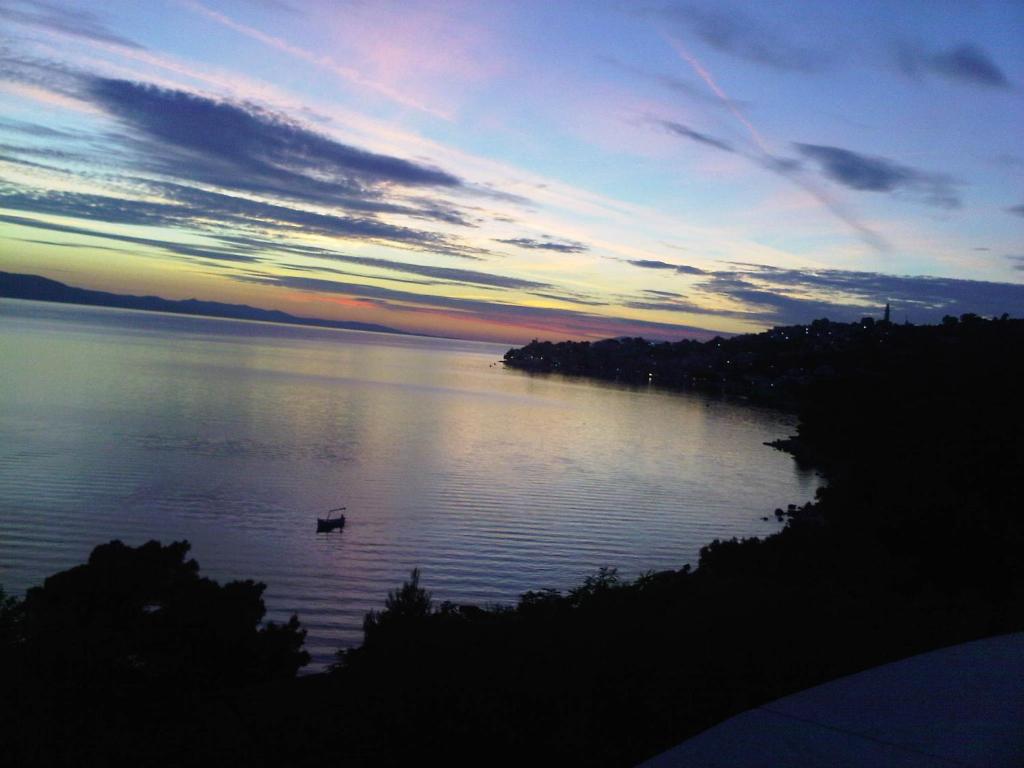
left=3, top=312, right=1023, bottom=766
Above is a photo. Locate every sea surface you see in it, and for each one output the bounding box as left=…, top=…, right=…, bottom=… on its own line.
left=0, top=299, right=820, bottom=668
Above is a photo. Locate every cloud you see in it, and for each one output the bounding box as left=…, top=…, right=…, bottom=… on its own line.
left=0, top=143, right=89, bottom=164
left=237, top=273, right=723, bottom=340
left=0, top=193, right=542, bottom=290
left=654, top=118, right=888, bottom=249
left=761, top=156, right=802, bottom=173
left=494, top=237, right=589, bottom=254
left=627, top=259, right=706, bottom=275
left=0, top=63, right=481, bottom=213
left=692, top=264, right=1024, bottom=325
left=0, top=149, right=82, bottom=174
left=86, top=77, right=461, bottom=193
left=656, top=4, right=830, bottom=73
left=0, top=60, right=498, bottom=254
left=276, top=250, right=552, bottom=291
left=658, top=120, right=734, bottom=152
left=600, top=55, right=749, bottom=110
left=0, top=72, right=508, bottom=257
left=1007, top=204, right=1024, bottom=218
left=0, top=0, right=143, bottom=49
left=278, top=263, right=442, bottom=288
left=150, top=183, right=475, bottom=247
left=0, top=188, right=192, bottom=227
left=0, top=49, right=91, bottom=102
left=529, top=291, right=607, bottom=307
left=616, top=263, right=1024, bottom=326
left=0, top=118, right=84, bottom=141
left=991, top=154, right=1024, bottom=169
left=1005, top=255, right=1024, bottom=271
left=897, top=42, right=1010, bottom=88
left=624, top=298, right=722, bottom=315
left=795, top=144, right=961, bottom=208
left=11, top=237, right=124, bottom=253
left=237, top=0, right=299, bottom=12
left=0, top=213, right=261, bottom=263
left=0, top=185, right=489, bottom=259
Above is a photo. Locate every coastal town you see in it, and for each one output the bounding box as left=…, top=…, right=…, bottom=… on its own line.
left=503, top=307, right=1009, bottom=408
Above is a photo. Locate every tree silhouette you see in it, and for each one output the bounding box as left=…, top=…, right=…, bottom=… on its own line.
left=16, top=539, right=308, bottom=689
left=359, top=568, right=433, bottom=648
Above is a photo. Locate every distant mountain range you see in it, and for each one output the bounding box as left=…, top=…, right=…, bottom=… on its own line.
left=0, top=271, right=406, bottom=336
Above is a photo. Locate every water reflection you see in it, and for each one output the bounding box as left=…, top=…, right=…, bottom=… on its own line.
left=0, top=299, right=821, bottom=667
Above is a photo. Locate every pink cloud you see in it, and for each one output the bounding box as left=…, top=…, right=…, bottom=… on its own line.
left=314, top=0, right=511, bottom=117
left=183, top=0, right=453, bottom=119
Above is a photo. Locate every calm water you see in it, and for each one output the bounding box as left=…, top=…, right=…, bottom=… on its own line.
left=0, top=299, right=819, bottom=668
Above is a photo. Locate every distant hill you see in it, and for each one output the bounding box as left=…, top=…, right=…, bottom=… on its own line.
left=0, top=271, right=406, bottom=336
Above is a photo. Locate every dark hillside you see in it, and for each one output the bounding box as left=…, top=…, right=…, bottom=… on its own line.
left=2, top=314, right=1021, bottom=766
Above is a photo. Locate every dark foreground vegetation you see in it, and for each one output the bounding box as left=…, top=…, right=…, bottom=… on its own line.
left=2, top=313, right=1022, bottom=766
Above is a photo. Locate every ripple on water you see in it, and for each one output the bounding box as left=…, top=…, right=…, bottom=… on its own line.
left=0, top=300, right=819, bottom=670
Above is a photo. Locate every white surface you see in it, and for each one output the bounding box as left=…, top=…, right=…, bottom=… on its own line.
left=640, top=633, right=1024, bottom=768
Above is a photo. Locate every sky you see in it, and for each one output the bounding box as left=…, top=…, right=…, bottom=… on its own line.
left=0, top=0, right=1022, bottom=343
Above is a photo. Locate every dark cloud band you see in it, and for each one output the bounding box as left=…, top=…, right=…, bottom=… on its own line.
left=627, top=259, right=706, bottom=275
left=897, top=42, right=1010, bottom=88
left=795, top=144, right=960, bottom=209
left=495, top=237, right=588, bottom=254
left=658, top=120, right=734, bottom=153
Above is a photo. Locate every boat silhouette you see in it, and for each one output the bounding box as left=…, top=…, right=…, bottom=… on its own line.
left=316, top=506, right=346, bottom=532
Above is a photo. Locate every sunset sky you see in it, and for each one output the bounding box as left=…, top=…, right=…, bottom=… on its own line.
left=1, top=0, right=1022, bottom=342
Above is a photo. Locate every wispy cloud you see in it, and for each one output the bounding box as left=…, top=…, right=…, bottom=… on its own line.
left=626, top=259, right=706, bottom=275
left=0, top=198, right=549, bottom=292
left=86, top=77, right=461, bottom=191
left=0, top=59, right=479, bottom=235
left=494, top=237, right=589, bottom=254
left=657, top=120, right=734, bottom=152
left=0, top=0, right=143, bottom=50
left=698, top=264, right=1024, bottom=324
left=247, top=242, right=551, bottom=291
left=623, top=297, right=722, bottom=316
left=529, top=291, right=607, bottom=307
left=655, top=4, right=830, bottom=73
left=0, top=118, right=85, bottom=140
left=652, top=39, right=895, bottom=250
left=2, top=2, right=1020, bottom=342
left=619, top=261, right=1024, bottom=326
left=181, top=0, right=450, bottom=118
left=238, top=272, right=723, bottom=340
left=235, top=0, right=300, bottom=14
left=795, top=144, right=961, bottom=209
left=600, top=55, right=749, bottom=110
left=0, top=213, right=261, bottom=263
left=0, top=62, right=513, bottom=259
left=897, top=42, right=1010, bottom=88
left=0, top=186, right=482, bottom=258
left=665, top=37, right=770, bottom=153
left=654, top=113, right=889, bottom=250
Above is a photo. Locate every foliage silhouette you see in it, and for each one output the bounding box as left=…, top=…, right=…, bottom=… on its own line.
left=0, top=540, right=308, bottom=767
left=14, top=539, right=308, bottom=689
left=324, top=314, right=1024, bottom=765
left=0, top=586, right=19, bottom=650
left=2, top=314, right=1022, bottom=766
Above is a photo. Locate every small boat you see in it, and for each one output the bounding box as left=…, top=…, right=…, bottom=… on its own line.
left=316, top=506, right=346, bottom=532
